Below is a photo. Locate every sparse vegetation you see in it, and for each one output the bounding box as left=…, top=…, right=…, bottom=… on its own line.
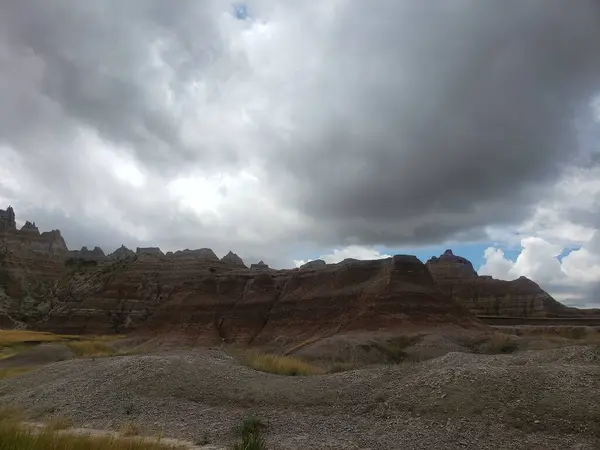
left=0, top=406, right=24, bottom=424
left=235, top=350, right=324, bottom=376
left=44, top=415, right=72, bottom=431
left=375, top=335, right=419, bottom=363
left=232, top=415, right=267, bottom=450
left=486, top=333, right=519, bottom=354
left=196, top=430, right=210, bottom=445
left=0, top=329, right=123, bottom=361
left=0, top=330, right=72, bottom=346
left=119, top=421, right=142, bottom=437
left=0, top=366, right=39, bottom=380
left=66, top=340, right=115, bottom=358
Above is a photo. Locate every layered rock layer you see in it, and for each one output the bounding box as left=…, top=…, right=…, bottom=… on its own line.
left=1, top=206, right=598, bottom=341
left=426, top=250, right=573, bottom=317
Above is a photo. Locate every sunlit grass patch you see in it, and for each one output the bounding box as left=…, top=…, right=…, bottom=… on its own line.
left=43, top=415, right=72, bottom=431
left=0, top=330, right=123, bottom=359
left=0, top=330, right=72, bottom=347
left=0, top=420, right=176, bottom=450
left=235, top=349, right=324, bottom=376
left=0, top=366, right=39, bottom=380
left=65, top=340, right=115, bottom=358
left=119, top=421, right=142, bottom=437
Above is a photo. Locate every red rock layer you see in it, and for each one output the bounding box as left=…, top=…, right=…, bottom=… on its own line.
left=32, top=254, right=477, bottom=344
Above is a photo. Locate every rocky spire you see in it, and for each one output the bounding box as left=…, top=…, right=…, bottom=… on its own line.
left=221, top=250, right=246, bottom=267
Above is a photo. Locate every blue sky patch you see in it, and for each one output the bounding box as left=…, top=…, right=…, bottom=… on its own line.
left=233, top=3, right=250, bottom=20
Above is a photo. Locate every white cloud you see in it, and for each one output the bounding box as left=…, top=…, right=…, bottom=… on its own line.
left=294, top=245, right=391, bottom=267
left=480, top=233, right=600, bottom=306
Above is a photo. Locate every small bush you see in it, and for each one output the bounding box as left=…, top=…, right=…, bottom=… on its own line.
left=232, top=431, right=266, bottom=450
left=233, top=415, right=267, bottom=450
left=487, top=333, right=519, bottom=354
left=235, top=415, right=265, bottom=438
left=196, top=431, right=210, bottom=445
left=375, top=335, right=417, bottom=363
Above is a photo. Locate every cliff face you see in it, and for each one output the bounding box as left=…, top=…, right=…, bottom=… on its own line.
left=426, top=250, right=572, bottom=317
left=29, top=253, right=477, bottom=341
left=0, top=211, right=478, bottom=339
left=0, top=226, right=69, bottom=328
left=2, top=206, right=596, bottom=339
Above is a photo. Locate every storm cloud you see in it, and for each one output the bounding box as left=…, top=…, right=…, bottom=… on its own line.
left=1, top=0, right=599, bottom=269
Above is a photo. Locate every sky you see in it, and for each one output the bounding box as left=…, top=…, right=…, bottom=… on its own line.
left=0, top=1, right=599, bottom=307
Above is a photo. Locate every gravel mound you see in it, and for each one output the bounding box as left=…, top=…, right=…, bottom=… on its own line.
left=0, top=346, right=599, bottom=449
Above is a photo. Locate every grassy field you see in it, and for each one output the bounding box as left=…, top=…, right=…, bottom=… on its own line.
left=0, top=330, right=124, bottom=379
left=0, top=330, right=122, bottom=354
left=0, top=330, right=76, bottom=346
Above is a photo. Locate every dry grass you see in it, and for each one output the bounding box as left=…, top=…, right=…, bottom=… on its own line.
left=66, top=340, right=116, bottom=358
left=0, top=366, right=39, bottom=380
left=486, top=333, right=519, bottom=354
left=119, top=422, right=142, bottom=437
left=0, top=407, right=24, bottom=424
left=0, top=420, right=175, bottom=450
left=43, top=415, right=72, bottom=431
left=0, top=330, right=122, bottom=360
left=0, top=330, right=72, bottom=346
left=235, top=349, right=325, bottom=376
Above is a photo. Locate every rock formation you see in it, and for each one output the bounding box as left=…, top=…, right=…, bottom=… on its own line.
left=250, top=260, right=269, bottom=270
left=426, top=249, right=478, bottom=279
left=136, top=247, right=163, bottom=257
left=0, top=206, right=16, bottom=232
left=68, top=246, right=106, bottom=261
left=20, top=221, right=40, bottom=234
left=170, top=248, right=219, bottom=260
left=221, top=251, right=246, bottom=267
left=426, top=250, right=572, bottom=317
left=300, top=259, right=327, bottom=270
left=108, top=245, right=135, bottom=260
left=1, top=205, right=598, bottom=339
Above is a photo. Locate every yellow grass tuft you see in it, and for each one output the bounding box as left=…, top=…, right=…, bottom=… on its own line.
left=237, top=350, right=324, bottom=376
left=66, top=340, right=115, bottom=358
left=44, top=415, right=72, bottom=431
left=119, top=421, right=142, bottom=437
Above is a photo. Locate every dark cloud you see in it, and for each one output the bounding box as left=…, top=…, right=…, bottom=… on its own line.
left=0, top=0, right=240, bottom=174
left=264, top=0, right=600, bottom=245
left=0, top=0, right=600, bottom=265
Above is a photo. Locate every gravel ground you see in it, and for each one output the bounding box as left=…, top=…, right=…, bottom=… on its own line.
left=0, top=345, right=599, bottom=449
